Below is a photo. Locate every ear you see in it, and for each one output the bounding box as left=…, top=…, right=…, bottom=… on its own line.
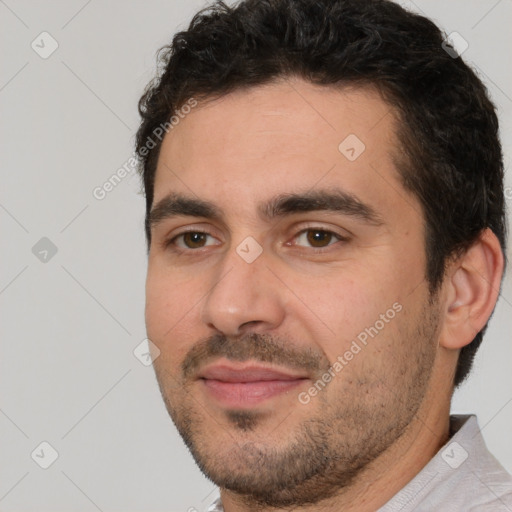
left=439, top=228, right=504, bottom=350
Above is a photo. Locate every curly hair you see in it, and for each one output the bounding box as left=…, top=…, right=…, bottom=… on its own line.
left=136, top=0, right=507, bottom=387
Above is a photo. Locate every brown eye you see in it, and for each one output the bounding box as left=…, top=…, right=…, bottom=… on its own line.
left=165, top=229, right=221, bottom=252
left=181, top=232, right=208, bottom=248
left=294, top=229, right=343, bottom=249
left=306, top=230, right=333, bottom=247
left=174, top=231, right=210, bottom=249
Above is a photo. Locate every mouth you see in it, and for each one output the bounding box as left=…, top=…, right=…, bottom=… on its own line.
left=197, top=361, right=310, bottom=408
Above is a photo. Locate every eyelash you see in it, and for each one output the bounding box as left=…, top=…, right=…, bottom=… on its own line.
left=163, top=226, right=349, bottom=254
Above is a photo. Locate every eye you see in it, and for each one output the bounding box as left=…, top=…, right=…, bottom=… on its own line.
left=169, top=231, right=219, bottom=250
left=292, top=228, right=345, bottom=249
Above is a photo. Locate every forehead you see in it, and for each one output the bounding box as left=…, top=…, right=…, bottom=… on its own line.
left=152, top=79, right=411, bottom=222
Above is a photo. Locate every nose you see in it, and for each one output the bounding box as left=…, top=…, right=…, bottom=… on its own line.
left=200, top=243, right=286, bottom=337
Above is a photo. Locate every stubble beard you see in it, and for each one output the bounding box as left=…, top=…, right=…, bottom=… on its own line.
left=153, top=302, right=440, bottom=508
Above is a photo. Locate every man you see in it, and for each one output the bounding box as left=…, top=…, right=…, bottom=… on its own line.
left=135, top=0, right=512, bottom=510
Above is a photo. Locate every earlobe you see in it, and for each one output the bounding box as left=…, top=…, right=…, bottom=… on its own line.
left=439, top=228, right=504, bottom=350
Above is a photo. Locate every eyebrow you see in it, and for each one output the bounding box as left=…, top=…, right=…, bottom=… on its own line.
left=149, top=188, right=384, bottom=230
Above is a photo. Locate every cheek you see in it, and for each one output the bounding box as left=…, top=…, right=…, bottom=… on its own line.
left=144, top=265, right=202, bottom=357
left=288, top=261, right=408, bottom=360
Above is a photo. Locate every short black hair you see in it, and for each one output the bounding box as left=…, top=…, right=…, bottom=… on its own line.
left=136, top=0, right=507, bottom=387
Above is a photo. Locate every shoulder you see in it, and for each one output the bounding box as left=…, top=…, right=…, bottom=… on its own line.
left=380, top=415, right=512, bottom=512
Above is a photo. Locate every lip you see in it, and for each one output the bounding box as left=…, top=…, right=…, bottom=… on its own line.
left=198, top=362, right=310, bottom=407
left=198, top=363, right=309, bottom=382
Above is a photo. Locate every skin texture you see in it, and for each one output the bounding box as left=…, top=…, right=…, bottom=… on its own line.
left=144, top=78, right=503, bottom=511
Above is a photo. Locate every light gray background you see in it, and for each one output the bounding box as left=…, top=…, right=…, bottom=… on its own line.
left=1, top=1, right=511, bottom=511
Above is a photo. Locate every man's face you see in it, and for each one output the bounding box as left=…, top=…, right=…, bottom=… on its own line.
left=145, top=79, right=441, bottom=506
